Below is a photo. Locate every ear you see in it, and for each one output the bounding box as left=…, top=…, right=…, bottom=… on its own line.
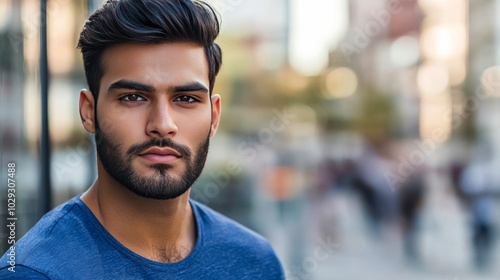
left=209, top=94, right=221, bottom=138
left=79, top=89, right=96, bottom=133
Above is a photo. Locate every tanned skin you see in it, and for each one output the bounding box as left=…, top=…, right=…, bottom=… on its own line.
left=79, top=42, right=221, bottom=263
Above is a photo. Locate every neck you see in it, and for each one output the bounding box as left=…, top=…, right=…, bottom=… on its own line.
left=81, top=167, right=196, bottom=263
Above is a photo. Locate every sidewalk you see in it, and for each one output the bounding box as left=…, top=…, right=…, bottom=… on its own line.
left=273, top=189, right=500, bottom=280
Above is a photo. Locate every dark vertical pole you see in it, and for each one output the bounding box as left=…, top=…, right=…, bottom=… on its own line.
left=40, top=0, right=52, bottom=217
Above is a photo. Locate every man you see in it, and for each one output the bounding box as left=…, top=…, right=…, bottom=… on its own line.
left=0, top=0, right=285, bottom=279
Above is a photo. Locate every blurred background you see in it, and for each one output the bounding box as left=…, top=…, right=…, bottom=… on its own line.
left=1, top=0, right=500, bottom=279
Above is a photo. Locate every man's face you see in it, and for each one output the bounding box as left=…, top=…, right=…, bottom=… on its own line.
left=80, top=43, right=220, bottom=199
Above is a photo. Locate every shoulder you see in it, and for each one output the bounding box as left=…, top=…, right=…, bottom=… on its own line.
left=0, top=197, right=90, bottom=271
left=191, top=200, right=285, bottom=279
left=192, top=200, right=269, bottom=247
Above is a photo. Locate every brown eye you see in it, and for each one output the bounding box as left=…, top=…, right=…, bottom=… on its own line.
left=175, top=95, right=196, bottom=103
left=121, top=94, right=145, bottom=102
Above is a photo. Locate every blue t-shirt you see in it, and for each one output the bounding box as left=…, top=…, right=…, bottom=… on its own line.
left=0, top=196, right=284, bottom=279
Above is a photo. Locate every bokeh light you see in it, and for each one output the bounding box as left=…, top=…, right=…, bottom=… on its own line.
left=481, top=65, right=500, bottom=97
left=417, top=62, right=449, bottom=96
left=324, top=67, right=358, bottom=99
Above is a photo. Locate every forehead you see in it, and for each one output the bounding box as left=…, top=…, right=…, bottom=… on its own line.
left=100, top=42, right=209, bottom=91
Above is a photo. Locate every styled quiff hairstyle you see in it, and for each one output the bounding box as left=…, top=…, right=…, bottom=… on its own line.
left=77, top=0, right=222, bottom=102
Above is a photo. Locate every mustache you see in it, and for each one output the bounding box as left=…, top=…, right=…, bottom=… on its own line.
left=127, top=138, right=191, bottom=158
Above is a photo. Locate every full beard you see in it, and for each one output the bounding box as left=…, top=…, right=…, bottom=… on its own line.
left=95, top=128, right=210, bottom=200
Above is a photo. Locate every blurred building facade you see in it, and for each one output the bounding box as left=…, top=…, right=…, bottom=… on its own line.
left=1, top=0, right=500, bottom=279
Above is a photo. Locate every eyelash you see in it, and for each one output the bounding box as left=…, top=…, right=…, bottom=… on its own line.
left=174, top=95, right=199, bottom=103
left=118, top=94, right=199, bottom=104
left=119, top=94, right=146, bottom=102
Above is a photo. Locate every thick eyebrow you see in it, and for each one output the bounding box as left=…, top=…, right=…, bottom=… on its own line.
left=108, top=80, right=208, bottom=95
left=108, top=79, right=155, bottom=93
left=171, top=82, right=209, bottom=94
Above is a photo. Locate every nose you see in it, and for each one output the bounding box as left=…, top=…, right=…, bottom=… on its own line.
left=146, top=98, right=178, bottom=138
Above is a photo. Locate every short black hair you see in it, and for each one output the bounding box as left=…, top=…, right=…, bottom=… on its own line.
left=77, top=0, right=222, bottom=102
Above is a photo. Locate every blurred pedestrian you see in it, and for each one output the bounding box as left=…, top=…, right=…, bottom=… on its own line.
left=399, top=172, right=424, bottom=264
left=459, top=143, right=498, bottom=270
